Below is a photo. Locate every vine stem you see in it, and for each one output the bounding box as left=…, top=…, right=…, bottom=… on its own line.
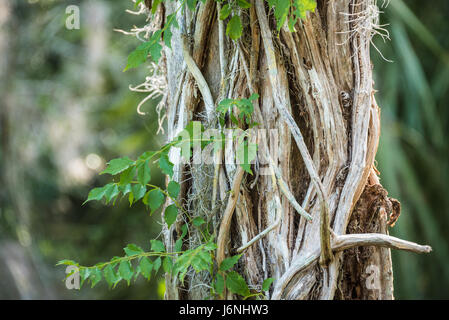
left=254, top=1, right=333, bottom=266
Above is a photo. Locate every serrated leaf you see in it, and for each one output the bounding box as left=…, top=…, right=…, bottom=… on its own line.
left=148, top=41, right=162, bottom=63
left=219, top=254, right=242, bottom=272
left=193, top=217, right=206, bottom=227
left=56, top=259, right=77, bottom=266
left=131, top=184, right=147, bottom=203
left=215, top=274, right=225, bottom=295
left=151, top=239, right=166, bottom=253
left=101, top=157, right=135, bottom=175
left=249, top=93, right=259, bottom=100
left=164, top=204, right=178, bottom=229
left=79, top=268, right=91, bottom=286
left=159, top=153, right=174, bottom=178
left=84, top=185, right=110, bottom=204
left=237, top=0, right=251, bottom=9
left=153, top=257, right=162, bottom=273
left=90, top=267, right=102, bottom=288
left=124, top=31, right=163, bottom=71
left=181, top=224, right=188, bottom=239
left=294, top=0, right=317, bottom=20
left=137, top=160, right=151, bottom=186
left=163, top=257, right=173, bottom=273
left=104, top=184, right=120, bottom=203
left=186, top=0, right=197, bottom=11
left=120, top=184, right=132, bottom=196
left=124, top=42, right=151, bottom=71
left=167, top=181, right=180, bottom=199
left=237, top=141, right=258, bottom=174
left=191, top=250, right=212, bottom=272
left=144, top=188, right=165, bottom=214
left=138, top=151, right=156, bottom=161
left=219, top=4, right=232, bottom=20
left=124, top=244, right=144, bottom=256
left=175, top=239, right=183, bottom=252
left=119, top=166, right=136, bottom=186
left=103, top=264, right=119, bottom=288
left=140, top=257, right=153, bottom=280
left=226, top=271, right=250, bottom=297
left=262, top=277, right=275, bottom=291
left=226, top=16, right=243, bottom=40
left=118, top=261, right=133, bottom=285
left=204, top=242, right=217, bottom=251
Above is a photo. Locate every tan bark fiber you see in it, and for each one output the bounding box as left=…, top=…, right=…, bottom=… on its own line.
left=157, top=0, right=431, bottom=300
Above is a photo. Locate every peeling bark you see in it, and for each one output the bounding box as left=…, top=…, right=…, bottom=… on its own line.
left=158, top=0, right=430, bottom=300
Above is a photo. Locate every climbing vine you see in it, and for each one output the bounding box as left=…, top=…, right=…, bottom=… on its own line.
left=58, top=0, right=317, bottom=299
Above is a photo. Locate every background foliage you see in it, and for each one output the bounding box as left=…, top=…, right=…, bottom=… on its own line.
left=0, top=0, right=448, bottom=299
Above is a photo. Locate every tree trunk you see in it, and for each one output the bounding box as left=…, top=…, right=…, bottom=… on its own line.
left=157, top=0, right=428, bottom=300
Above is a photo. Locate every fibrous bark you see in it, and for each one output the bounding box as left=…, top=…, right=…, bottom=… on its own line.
left=157, top=0, right=430, bottom=300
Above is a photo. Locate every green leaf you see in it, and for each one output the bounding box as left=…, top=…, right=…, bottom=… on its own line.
left=175, top=239, right=183, bottom=252
left=124, top=244, right=144, bottom=256
left=237, top=0, right=251, bottom=9
left=173, top=246, right=212, bottom=283
left=215, top=274, right=225, bottom=295
left=128, top=192, right=134, bottom=207
left=151, top=0, right=162, bottom=14
left=226, top=271, right=250, bottom=297
left=120, top=184, right=132, bottom=197
left=137, top=160, right=151, bottom=186
left=90, top=267, right=102, bottom=288
left=84, top=185, right=110, bottom=204
left=140, top=257, right=153, bottom=280
left=103, top=264, right=119, bottom=288
left=204, top=242, right=217, bottom=251
left=163, top=257, right=173, bottom=273
left=119, top=167, right=136, bottom=186
left=164, top=204, right=178, bottom=229
left=124, top=42, right=151, bottom=71
left=138, top=151, right=156, bottom=161
left=193, top=217, right=206, bottom=227
left=262, top=277, right=275, bottom=291
left=153, top=257, right=162, bottom=274
left=236, top=140, right=258, bottom=174
left=144, top=188, right=165, bottom=214
left=167, top=181, right=180, bottom=199
left=219, top=4, right=232, bottom=20
left=124, top=31, right=163, bottom=71
left=151, top=239, right=166, bottom=253
left=148, top=34, right=163, bottom=63
left=181, top=224, right=188, bottom=239
left=249, top=93, right=259, bottom=101
left=159, top=153, right=174, bottom=178
left=190, top=250, right=212, bottom=273
left=101, top=157, right=135, bottom=175
left=219, top=254, right=242, bottom=271
left=226, top=16, right=243, bottom=40
left=273, top=0, right=290, bottom=29
left=104, top=184, right=120, bottom=203
left=79, top=268, right=91, bottom=286
left=131, top=184, right=147, bottom=203
left=118, top=261, right=133, bottom=285
left=164, top=14, right=178, bottom=49
left=294, top=0, right=317, bottom=20
left=186, top=0, right=197, bottom=11
left=56, top=259, right=77, bottom=266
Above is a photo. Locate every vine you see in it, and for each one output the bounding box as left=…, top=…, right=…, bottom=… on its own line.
left=58, top=0, right=317, bottom=300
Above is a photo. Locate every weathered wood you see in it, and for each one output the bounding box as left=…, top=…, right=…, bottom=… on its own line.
left=159, top=0, right=430, bottom=300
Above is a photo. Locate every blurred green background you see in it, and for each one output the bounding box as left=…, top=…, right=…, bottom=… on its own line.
left=0, top=0, right=447, bottom=299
